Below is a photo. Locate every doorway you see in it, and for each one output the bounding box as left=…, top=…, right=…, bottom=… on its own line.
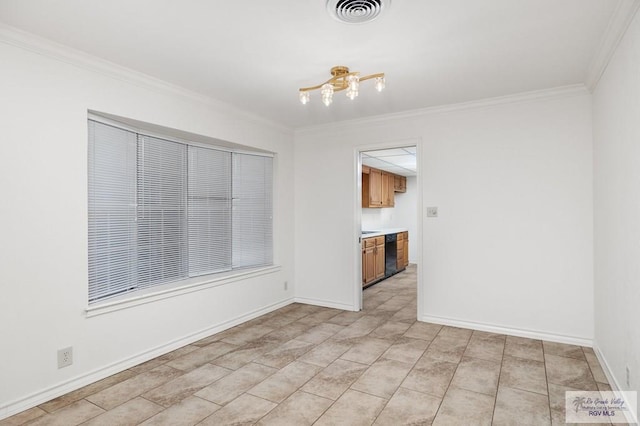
left=356, top=143, right=421, bottom=317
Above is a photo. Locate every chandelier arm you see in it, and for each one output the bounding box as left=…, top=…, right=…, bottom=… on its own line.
left=299, top=72, right=361, bottom=92
left=358, top=72, right=385, bottom=82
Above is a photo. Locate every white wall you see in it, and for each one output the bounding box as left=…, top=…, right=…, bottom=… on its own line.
left=592, top=10, right=640, bottom=393
left=0, top=31, right=294, bottom=417
left=295, top=90, right=594, bottom=343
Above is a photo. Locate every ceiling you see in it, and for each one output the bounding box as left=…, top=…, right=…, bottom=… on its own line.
left=0, top=0, right=622, bottom=129
left=362, top=147, right=417, bottom=177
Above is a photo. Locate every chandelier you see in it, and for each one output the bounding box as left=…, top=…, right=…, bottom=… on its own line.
left=299, top=66, right=385, bottom=106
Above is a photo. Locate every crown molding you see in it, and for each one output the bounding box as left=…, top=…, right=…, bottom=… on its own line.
left=0, top=23, right=292, bottom=135
left=585, top=0, right=640, bottom=91
left=295, top=84, right=589, bottom=135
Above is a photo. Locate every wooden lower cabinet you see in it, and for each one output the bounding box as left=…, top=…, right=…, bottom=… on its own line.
left=362, top=236, right=385, bottom=286
left=397, top=232, right=405, bottom=271
left=403, top=231, right=409, bottom=267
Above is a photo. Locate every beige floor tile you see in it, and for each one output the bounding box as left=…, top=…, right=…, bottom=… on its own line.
left=28, top=400, right=104, bottom=426
left=548, top=382, right=581, bottom=414
left=401, top=356, right=458, bottom=398
left=211, top=339, right=279, bottom=370
left=0, top=407, right=46, bottom=426
left=543, top=341, right=586, bottom=360
left=584, top=351, right=608, bottom=384
left=164, top=341, right=237, bottom=371
left=340, top=336, right=393, bottom=365
left=351, top=358, right=414, bottom=398
left=194, top=362, right=277, bottom=405
left=504, top=336, right=544, bottom=361
left=301, top=359, right=369, bottom=400
left=254, top=339, right=316, bottom=368
left=424, top=334, right=469, bottom=363
left=374, top=387, right=442, bottom=425
left=331, top=315, right=386, bottom=341
left=464, top=333, right=505, bottom=362
left=432, top=387, right=495, bottom=426
left=438, top=325, right=473, bottom=340
left=198, top=394, right=276, bottom=425
left=314, top=390, right=387, bottom=426
left=389, top=305, right=417, bottom=323
left=256, top=391, right=333, bottom=425
left=139, top=396, right=220, bottom=426
left=262, top=322, right=312, bottom=343
left=370, top=320, right=412, bottom=339
left=296, top=323, right=345, bottom=344
left=381, top=336, right=429, bottom=365
left=298, top=339, right=352, bottom=367
left=86, top=365, right=182, bottom=410
left=450, top=356, right=501, bottom=396
left=81, top=397, right=163, bottom=426
left=403, top=321, right=442, bottom=341
left=500, top=355, right=548, bottom=395
left=248, top=361, right=322, bottom=403
left=38, top=370, right=137, bottom=413
left=295, top=308, right=342, bottom=326
left=142, top=363, right=231, bottom=407
left=545, top=354, right=598, bottom=390
left=493, top=386, right=551, bottom=426
left=326, top=310, right=364, bottom=326
left=221, top=324, right=276, bottom=346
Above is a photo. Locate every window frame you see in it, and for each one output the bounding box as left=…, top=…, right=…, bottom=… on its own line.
left=87, top=115, right=276, bottom=312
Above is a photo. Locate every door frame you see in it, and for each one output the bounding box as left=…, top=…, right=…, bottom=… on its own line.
left=354, top=138, right=423, bottom=320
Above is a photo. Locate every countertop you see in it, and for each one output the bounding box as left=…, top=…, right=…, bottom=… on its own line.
left=361, top=228, right=408, bottom=238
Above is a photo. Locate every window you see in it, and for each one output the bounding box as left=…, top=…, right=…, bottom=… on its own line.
left=88, top=119, right=273, bottom=303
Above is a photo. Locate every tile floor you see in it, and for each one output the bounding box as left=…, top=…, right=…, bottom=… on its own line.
left=2, top=265, right=612, bottom=425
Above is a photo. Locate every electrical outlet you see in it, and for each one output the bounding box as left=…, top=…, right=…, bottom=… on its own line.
left=284, top=281, right=288, bottom=291
left=57, top=347, right=73, bottom=369
left=626, top=366, right=630, bottom=387
left=427, top=206, right=438, bottom=217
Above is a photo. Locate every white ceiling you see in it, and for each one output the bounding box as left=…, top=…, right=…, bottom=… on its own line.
left=362, top=147, right=417, bottom=177
left=0, top=0, right=622, bottom=129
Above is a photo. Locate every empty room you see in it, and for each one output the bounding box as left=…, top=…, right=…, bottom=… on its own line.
left=0, top=0, right=639, bottom=425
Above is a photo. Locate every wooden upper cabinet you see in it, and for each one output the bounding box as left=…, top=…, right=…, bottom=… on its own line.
left=381, top=172, right=395, bottom=207
left=394, top=175, right=407, bottom=193
left=362, top=167, right=383, bottom=208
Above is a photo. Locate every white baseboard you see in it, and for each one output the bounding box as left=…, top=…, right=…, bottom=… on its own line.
left=294, top=297, right=356, bottom=312
left=0, top=297, right=294, bottom=421
left=592, top=343, right=638, bottom=425
left=420, top=314, right=593, bottom=347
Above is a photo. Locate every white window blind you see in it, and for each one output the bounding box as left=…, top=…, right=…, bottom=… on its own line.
left=188, top=146, right=232, bottom=275
left=88, top=119, right=273, bottom=303
left=137, top=135, right=188, bottom=288
left=232, top=153, right=273, bottom=269
left=88, top=121, right=137, bottom=302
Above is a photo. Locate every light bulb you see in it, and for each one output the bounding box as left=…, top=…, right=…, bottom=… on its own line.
left=375, top=76, right=386, bottom=92
left=346, top=75, right=359, bottom=100
left=299, top=91, right=310, bottom=105
left=321, top=83, right=334, bottom=107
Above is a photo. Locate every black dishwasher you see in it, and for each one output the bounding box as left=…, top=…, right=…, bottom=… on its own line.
left=384, top=233, right=397, bottom=277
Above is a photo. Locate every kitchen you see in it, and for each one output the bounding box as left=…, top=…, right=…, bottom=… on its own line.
left=360, top=147, right=417, bottom=288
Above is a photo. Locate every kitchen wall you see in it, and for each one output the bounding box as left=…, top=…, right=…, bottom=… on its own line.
left=0, top=29, right=295, bottom=418
left=295, top=88, right=594, bottom=344
left=361, top=176, right=418, bottom=263
left=592, top=9, right=640, bottom=394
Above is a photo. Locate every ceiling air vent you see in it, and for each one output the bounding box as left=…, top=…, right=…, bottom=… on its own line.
left=326, top=0, right=390, bottom=24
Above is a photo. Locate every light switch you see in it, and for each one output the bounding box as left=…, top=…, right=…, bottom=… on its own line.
left=427, top=207, right=438, bottom=217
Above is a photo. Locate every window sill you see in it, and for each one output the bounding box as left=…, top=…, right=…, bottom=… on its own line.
left=85, top=265, right=282, bottom=318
